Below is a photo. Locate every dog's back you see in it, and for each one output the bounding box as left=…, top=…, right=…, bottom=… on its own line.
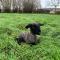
left=17, top=32, right=37, bottom=44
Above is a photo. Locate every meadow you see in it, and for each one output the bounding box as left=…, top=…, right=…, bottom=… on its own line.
left=0, top=13, right=60, bottom=60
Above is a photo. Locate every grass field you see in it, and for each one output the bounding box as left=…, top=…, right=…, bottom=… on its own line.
left=0, top=13, right=60, bottom=60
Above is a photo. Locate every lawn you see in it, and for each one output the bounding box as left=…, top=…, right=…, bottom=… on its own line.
left=0, top=13, right=60, bottom=60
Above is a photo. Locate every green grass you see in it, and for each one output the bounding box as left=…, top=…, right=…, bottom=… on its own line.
left=0, top=13, right=60, bottom=60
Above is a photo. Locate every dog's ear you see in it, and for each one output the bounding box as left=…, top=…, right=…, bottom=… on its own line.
left=25, top=24, right=32, bottom=29
left=38, top=23, right=44, bottom=26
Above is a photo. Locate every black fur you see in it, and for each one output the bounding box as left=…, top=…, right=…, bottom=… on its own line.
left=25, top=23, right=44, bottom=35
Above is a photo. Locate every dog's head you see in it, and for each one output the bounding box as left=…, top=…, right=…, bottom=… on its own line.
left=25, top=23, right=44, bottom=35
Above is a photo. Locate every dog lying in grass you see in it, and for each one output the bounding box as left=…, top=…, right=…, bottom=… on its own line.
left=16, top=23, right=44, bottom=45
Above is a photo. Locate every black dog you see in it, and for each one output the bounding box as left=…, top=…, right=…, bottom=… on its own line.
left=16, top=23, right=44, bottom=45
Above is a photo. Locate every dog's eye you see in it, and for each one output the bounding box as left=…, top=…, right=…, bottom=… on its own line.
left=32, top=26, right=35, bottom=29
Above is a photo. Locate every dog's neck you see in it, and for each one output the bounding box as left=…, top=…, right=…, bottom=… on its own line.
left=29, top=31, right=36, bottom=36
